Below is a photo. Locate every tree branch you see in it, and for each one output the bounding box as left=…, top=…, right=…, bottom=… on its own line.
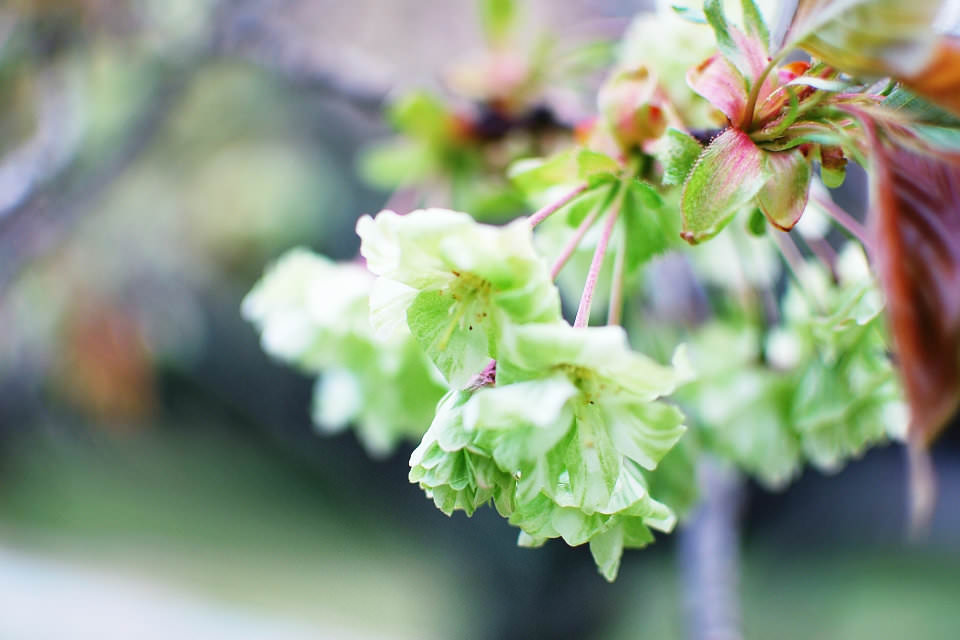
left=679, top=458, right=745, bottom=640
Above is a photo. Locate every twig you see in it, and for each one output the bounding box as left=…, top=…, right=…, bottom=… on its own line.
left=907, top=436, right=937, bottom=539
left=679, top=458, right=745, bottom=640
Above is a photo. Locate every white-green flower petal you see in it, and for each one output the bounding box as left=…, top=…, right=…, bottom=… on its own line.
left=498, top=323, right=679, bottom=401
left=358, top=208, right=561, bottom=387
left=605, top=400, right=687, bottom=470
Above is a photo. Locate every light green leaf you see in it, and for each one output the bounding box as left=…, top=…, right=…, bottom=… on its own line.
left=564, top=184, right=614, bottom=227
left=508, top=150, right=578, bottom=196
left=883, top=85, right=960, bottom=128
left=621, top=178, right=679, bottom=270
left=245, top=248, right=445, bottom=455
left=681, top=128, right=771, bottom=244
left=655, top=128, right=703, bottom=186
left=576, top=149, right=622, bottom=181
left=359, top=139, right=434, bottom=188
left=702, top=0, right=765, bottom=83
left=783, top=0, right=942, bottom=78
left=388, top=91, right=452, bottom=143
left=480, top=0, right=517, bottom=44
left=703, top=0, right=740, bottom=69
left=739, top=0, right=769, bottom=47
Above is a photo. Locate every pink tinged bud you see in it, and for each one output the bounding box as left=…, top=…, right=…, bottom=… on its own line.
left=599, top=67, right=668, bottom=150
left=756, top=148, right=813, bottom=231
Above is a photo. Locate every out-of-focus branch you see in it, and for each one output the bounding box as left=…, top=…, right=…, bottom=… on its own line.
left=0, top=0, right=403, bottom=294
left=212, top=0, right=387, bottom=115
left=679, top=458, right=745, bottom=640
left=0, top=64, right=84, bottom=221
left=0, top=60, right=200, bottom=293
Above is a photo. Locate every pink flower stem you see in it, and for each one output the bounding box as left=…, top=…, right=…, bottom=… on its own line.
left=804, top=234, right=838, bottom=277
left=607, top=231, right=627, bottom=326
left=811, top=192, right=872, bottom=253
left=771, top=229, right=805, bottom=281
left=772, top=229, right=829, bottom=313
left=574, top=186, right=625, bottom=328
left=528, top=183, right=589, bottom=228
left=549, top=194, right=607, bottom=280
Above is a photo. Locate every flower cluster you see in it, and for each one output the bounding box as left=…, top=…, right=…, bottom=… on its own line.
left=678, top=243, right=905, bottom=488
left=360, top=208, right=688, bottom=580
left=242, top=0, right=960, bottom=583
left=242, top=249, right=446, bottom=455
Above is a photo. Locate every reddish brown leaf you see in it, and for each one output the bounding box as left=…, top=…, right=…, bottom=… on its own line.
left=871, top=143, right=960, bottom=444
left=903, top=37, right=960, bottom=118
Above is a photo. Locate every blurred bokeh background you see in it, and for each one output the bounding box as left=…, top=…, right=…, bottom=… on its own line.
left=1, top=1, right=959, bottom=638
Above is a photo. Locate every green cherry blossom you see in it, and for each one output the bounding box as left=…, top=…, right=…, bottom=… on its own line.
left=243, top=248, right=446, bottom=455
left=357, top=208, right=561, bottom=387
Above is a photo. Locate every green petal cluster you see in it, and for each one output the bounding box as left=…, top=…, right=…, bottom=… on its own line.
left=679, top=243, right=905, bottom=487
left=357, top=209, right=561, bottom=388
left=410, top=322, right=687, bottom=581
left=242, top=249, right=446, bottom=455
left=774, top=244, right=906, bottom=470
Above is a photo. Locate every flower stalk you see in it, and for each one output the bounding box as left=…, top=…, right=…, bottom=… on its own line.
left=574, top=185, right=625, bottom=328
left=528, top=182, right=589, bottom=228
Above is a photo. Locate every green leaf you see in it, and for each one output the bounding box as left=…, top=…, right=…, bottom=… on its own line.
left=465, top=376, right=578, bottom=470
left=497, top=323, right=681, bottom=401
left=564, top=184, right=614, bottom=227
left=480, top=0, right=517, bottom=45
left=746, top=207, right=767, bottom=236
left=739, top=0, right=769, bottom=47
left=358, top=140, right=435, bottom=188
left=681, top=128, right=771, bottom=244
left=702, top=0, right=766, bottom=84
left=703, top=0, right=739, bottom=69
left=605, top=400, right=687, bottom=471
left=783, top=0, right=942, bottom=78
left=576, top=149, right=622, bottom=181
left=508, top=150, right=578, bottom=196
left=910, top=124, right=960, bottom=154
left=410, top=391, right=517, bottom=517
left=655, top=128, right=703, bottom=186
left=621, top=179, right=679, bottom=270
left=883, top=86, right=960, bottom=128
left=388, top=91, right=452, bottom=144
left=646, top=435, right=699, bottom=520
